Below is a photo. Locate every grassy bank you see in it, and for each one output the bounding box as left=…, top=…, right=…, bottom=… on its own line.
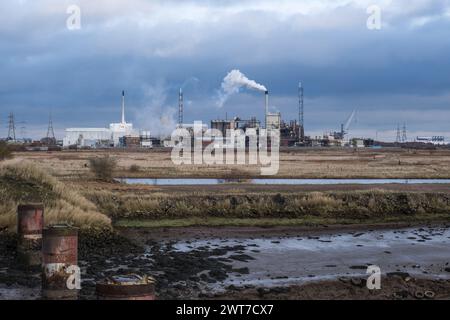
left=0, top=161, right=111, bottom=230
left=1, top=154, right=449, bottom=231
left=86, top=188, right=450, bottom=223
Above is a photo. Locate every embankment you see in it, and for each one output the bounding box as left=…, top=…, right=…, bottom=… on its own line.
left=86, top=189, right=450, bottom=226
left=0, top=161, right=111, bottom=231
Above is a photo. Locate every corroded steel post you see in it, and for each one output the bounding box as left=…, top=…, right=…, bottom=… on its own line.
left=17, top=204, right=44, bottom=266
left=96, top=274, right=156, bottom=300
left=42, top=225, right=79, bottom=300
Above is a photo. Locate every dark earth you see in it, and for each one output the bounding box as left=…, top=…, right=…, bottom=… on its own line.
left=1, top=224, right=450, bottom=300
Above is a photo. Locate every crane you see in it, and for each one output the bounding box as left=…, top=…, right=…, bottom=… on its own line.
left=333, top=109, right=357, bottom=140
left=342, top=109, right=356, bottom=136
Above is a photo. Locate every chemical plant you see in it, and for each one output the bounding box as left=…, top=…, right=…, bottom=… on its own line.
left=1, top=81, right=448, bottom=150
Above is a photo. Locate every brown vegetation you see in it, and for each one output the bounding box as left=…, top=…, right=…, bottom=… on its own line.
left=89, top=155, right=117, bottom=181
left=0, top=141, right=12, bottom=161
left=11, top=148, right=450, bottom=180
left=0, top=161, right=111, bottom=230
left=85, top=188, right=450, bottom=222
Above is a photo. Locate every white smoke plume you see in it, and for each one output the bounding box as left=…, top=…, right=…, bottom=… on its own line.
left=134, top=82, right=177, bottom=138
left=217, top=69, right=267, bottom=108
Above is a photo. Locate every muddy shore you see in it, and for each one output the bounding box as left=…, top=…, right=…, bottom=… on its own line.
left=1, top=223, right=449, bottom=300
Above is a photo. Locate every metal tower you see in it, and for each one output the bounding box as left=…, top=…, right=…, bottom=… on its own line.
left=7, top=112, right=16, bottom=141
left=121, top=90, right=126, bottom=124
left=395, top=124, right=401, bottom=143
left=46, top=112, right=56, bottom=143
left=402, top=123, right=407, bottom=143
left=178, top=88, right=184, bottom=125
left=16, top=120, right=27, bottom=140
left=298, top=82, right=304, bottom=140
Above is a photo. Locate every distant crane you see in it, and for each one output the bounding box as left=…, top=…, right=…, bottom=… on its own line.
left=334, top=109, right=356, bottom=140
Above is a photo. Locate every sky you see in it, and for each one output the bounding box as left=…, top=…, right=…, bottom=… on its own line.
left=1, top=0, right=450, bottom=141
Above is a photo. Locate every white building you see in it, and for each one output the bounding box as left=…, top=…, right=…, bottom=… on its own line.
left=416, top=136, right=447, bottom=145
left=266, top=112, right=281, bottom=130
left=63, top=91, right=136, bottom=148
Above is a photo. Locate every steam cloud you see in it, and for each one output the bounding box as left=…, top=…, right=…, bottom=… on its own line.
left=217, top=69, right=267, bottom=108
left=135, top=82, right=177, bottom=138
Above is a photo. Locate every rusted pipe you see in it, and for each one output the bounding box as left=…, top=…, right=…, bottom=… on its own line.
left=96, top=274, right=156, bottom=300
left=42, top=225, right=79, bottom=300
left=17, top=204, right=44, bottom=266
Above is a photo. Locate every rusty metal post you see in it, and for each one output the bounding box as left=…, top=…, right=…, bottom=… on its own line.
left=96, top=274, right=156, bottom=300
left=17, top=204, right=44, bottom=266
left=42, top=225, right=79, bottom=300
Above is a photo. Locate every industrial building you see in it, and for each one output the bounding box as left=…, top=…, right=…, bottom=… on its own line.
left=209, top=87, right=302, bottom=147
left=266, top=112, right=281, bottom=130
left=415, top=136, right=447, bottom=146
left=280, top=121, right=301, bottom=147
left=63, top=91, right=138, bottom=148
left=211, top=117, right=260, bottom=135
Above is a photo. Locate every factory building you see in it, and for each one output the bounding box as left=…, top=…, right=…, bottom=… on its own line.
left=280, top=120, right=301, bottom=147
left=211, top=117, right=260, bottom=136
left=266, top=112, right=281, bottom=130
left=63, top=91, right=136, bottom=148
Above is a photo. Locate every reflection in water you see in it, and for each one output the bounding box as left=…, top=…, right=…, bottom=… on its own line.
left=118, top=178, right=450, bottom=186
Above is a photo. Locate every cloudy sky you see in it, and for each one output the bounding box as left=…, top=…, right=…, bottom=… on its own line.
left=1, top=0, right=450, bottom=141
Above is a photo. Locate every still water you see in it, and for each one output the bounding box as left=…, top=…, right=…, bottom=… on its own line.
left=118, top=178, right=450, bottom=186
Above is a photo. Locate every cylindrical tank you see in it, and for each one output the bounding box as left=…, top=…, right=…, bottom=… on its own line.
left=42, top=225, right=79, bottom=300
left=17, top=204, right=44, bottom=266
left=96, top=274, right=156, bottom=300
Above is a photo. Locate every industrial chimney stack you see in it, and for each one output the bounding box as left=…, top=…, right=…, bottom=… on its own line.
left=265, top=90, right=269, bottom=128
left=298, top=82, right=305, bottom=141
left=178, top=88, right=184, bottom=126
left=121, top=90, right=126, bottom=124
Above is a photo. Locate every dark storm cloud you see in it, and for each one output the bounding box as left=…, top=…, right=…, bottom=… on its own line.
left=0, top=0, right=449, bottom=140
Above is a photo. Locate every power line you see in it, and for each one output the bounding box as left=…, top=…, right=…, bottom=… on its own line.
left=46, top=112, right=55, bottom=140
left=395, top=124, right=401, bottom=143
left=402, top=123, right=407, bottom=143
left=7, top=112, right=16, bottom=141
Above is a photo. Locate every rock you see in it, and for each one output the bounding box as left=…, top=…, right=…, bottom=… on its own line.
left=257, top=288, right=271, bottom=296
left=387, top=272, right=410, bottom=279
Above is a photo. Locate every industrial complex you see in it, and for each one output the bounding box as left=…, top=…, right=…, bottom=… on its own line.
left=1, top=81, right=448, bottom=150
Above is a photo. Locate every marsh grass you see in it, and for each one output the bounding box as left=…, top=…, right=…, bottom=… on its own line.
left=85, top=188, right=450, bottom=222
left=0, top=161, right=111, bottom=230
left=0, top=141, right=12, bottom=161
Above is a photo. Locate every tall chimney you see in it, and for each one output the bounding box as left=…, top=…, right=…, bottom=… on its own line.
left=121, top=90, right=126, bottom=124
left=178, top=88, right=184, bottom=125
left=298, top=82, right=304, bottom=141
left=265, top=90, right=269, bottom=129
